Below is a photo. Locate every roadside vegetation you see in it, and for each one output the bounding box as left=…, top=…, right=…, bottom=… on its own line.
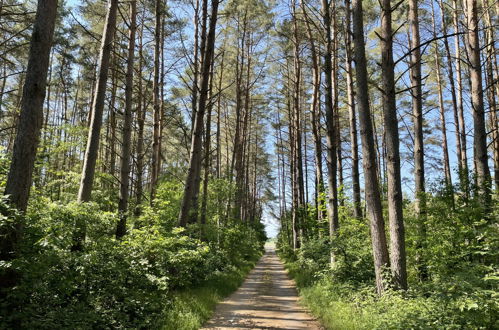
left=278, top=183, right=498, bottom=329
left=1, top=178, right=265, bottom=329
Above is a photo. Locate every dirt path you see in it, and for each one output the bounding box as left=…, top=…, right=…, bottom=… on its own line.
left=201, top=244, right=322, bottom=330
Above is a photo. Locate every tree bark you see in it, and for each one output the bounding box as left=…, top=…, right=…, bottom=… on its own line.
left=300, top=2, right=325, bottom=219
left=150, top=0, right=163, bottom=204
left=77, top=0, right=118, bottom=203
left=200, top=56, right=215, bottom=225
left=380, top=0, right=407, bottom=290
left=321, top=0, right=339, bottom=242
left=408, top=0, right=427, bottom=281
left=178, top=0, right=219, bottom=227
left=483, top=0, right=499, bottom=192
left=75, top=0, right=118, bottom=251
left=466, top=0, right=491, bottom=206
left=116, top=0, right=136, bottom=239
left=409, top=0, right=425, bottom=215
left=352, top=0, right=390, bottom=295
left=437, top=0, right=462, bottom=184
left=2, top=0, right=58, bottom=272
left=431, top=0, right=452, bottom=188
left=453, top=0, right=469, bottom=188
left=135, top=13, right=146, bottom=216
left=344, top=0, right=361, bottom=218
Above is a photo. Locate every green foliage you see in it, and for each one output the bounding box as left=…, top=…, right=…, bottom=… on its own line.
left=0, top=178, right=266, bottom=329
left=278, top=180, right=499, bottom=329
left=295, top=278, right=498, bottom=330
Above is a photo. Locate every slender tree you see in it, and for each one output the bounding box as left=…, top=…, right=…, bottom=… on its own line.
left=430, top=0, right=452, bottom=188
left=135, top=13, right=146, bottom=216
left=344, top=0, right=361, bottom=218
left=75, top=0, right=118, bottom=251
left=116, top=0, right=137, bottom=239
left=321, top=0, right=339, bottom=242
left=466, top=0, right=491, bottom=206
left=380, top=0, right=407, bottom=289
left=352, top=0, right=390, bottom=295
left=453, top=0, right=468, bottom=188
left=77, top=0, right=118, bottom=203
left=150, top=0, right=163, bottom=203
left=178, top=0, right=220, bottom=227
left=408, top=0, right=427, bottom=281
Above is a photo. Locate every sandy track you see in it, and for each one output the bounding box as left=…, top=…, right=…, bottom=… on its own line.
left=201, top=244, right=322, bottom=330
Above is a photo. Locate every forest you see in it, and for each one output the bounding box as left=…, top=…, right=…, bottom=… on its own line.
left=0, top=0, right=497, bottom=328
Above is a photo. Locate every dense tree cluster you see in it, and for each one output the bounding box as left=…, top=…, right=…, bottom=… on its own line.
left=273, top=0, right=498, bottom=327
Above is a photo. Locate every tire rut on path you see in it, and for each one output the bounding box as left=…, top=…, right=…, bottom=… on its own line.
left=201, top=244, right=323, bottom=330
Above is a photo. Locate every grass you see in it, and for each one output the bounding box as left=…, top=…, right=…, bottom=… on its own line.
left=283, top=261, right=365, bottom=329
left=297, top=282, right=367, bottom=330
left=283, top=260, right=498, bottom=330
left=160, top=261, right=257, bottom=330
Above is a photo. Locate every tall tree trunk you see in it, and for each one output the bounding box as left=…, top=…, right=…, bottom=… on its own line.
left=178, top=0, right=219, bottom=227
left=135, top=14, right=146, bottom=216
left=408, top=0, right=427, bottom=281
left=78, top=0, right=118, bottom=203
left=116, top=0, right=136, bottom=239
left=108, top=62, right=118, bottom=186
left=345, top=0, right=361, bottom=218
left=1, top=0, right=58, bottom=285
left=75, top=0, right=118, bottom=251
left=483, top=0, right=499, bottom=192
left=292, top=0, right=305, bottom=218
left=380, top=0, right=407, bottom=290
left=453, top=0, right=469, bottom=189
left=150, top=0, right=163, bottom=203
left=437, top=0, right=462, bottom=184
left=466, top=0, right=491, bottom=206
left=322, top=0, right=339, bottom=244
left=200, top=57, right=215, bottom=225
left=409, top=0, right=425, bottom=216
left=352, top=0, right=390, bottom=295
left=431, top=0, right=452, bottom=188
left=4, top=0, right=58, bottom=212
left=215, top=50, right=224, bottom=179
left=192, top=0, right=200, bottom=132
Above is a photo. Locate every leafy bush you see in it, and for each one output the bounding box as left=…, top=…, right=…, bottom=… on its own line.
left=0, top=196, right=266, bottom=329
left=278, top=180, right=498, bottom=329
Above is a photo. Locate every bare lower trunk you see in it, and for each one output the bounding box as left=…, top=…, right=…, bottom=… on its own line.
left=75, top=0, right=118, bottom=251
left=352, top=0, right=390, bottom=295
left=116, top=0, right=136, bottom=239
left=409, top=0, right=427, bottom=281
left=2, top=0, right=58, bottom=279
left=78, top=0, right=118, bottom=203
left=437, top=0, right=462, bottom=184
left=150, top=0, right=162, bottom=204
left=483, top=0, right=499, bottom=192
left=135, top=17, right=145, bottom=216
left=466, top=0, right=491, bottom=206
left=345, top=0, right=361, bottom=218
left=322, top=0, right=339, bottom=242
left=431, top=0, right=452, bottom=188
left=453, top=0, right=469, bottom=188
left=380, top=0, right=407, bottom=290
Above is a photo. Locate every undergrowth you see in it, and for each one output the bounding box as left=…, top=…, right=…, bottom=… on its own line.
left=278, top=184, right=499, bottom=329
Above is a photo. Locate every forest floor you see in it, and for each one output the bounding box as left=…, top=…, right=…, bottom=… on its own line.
left=201, top=243, right=323, bottom=330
